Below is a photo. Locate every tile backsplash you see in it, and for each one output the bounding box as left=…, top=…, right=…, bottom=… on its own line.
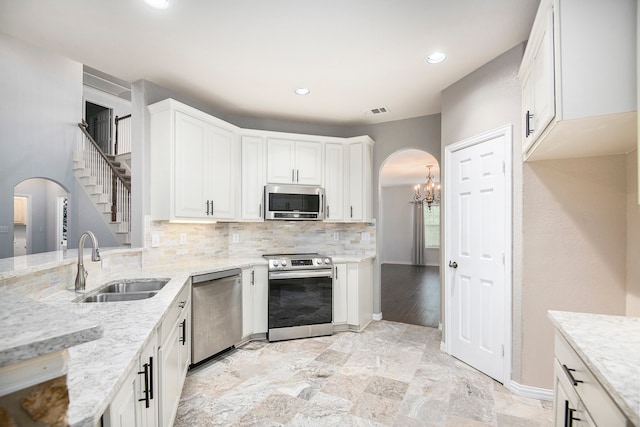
left=144, top=217, right=375, bottom=262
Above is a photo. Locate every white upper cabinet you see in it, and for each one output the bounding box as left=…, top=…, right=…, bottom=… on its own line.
left=324, top=143, right=345, bottom=221
left=149, top=99, right=239, bottom=221
left=240, top=135, right=265, bottom=221
left=266, top=138, right=322, bottom=185
left=346, top=137, right=374, bottom=222
left=519, top=0, right=637, bottom=161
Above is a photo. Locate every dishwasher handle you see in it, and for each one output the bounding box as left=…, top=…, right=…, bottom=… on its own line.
left=192, top=268, right=242, bottom=284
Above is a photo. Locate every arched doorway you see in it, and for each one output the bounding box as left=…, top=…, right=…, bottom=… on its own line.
left=13, top=178, right=69, bottom=256
left=379, top=149, right=440, bottom=327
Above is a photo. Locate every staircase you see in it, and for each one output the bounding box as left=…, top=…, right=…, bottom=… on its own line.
left=74, top=122, right=131, bottom=246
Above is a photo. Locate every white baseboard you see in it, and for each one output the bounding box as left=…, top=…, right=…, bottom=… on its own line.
left=372, top=312, right=383, bottom=321
left=506, top=380, right=553, bottom=401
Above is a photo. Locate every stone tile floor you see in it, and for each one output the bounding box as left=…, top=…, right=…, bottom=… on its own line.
left=176, top=321, right=553, bottom=426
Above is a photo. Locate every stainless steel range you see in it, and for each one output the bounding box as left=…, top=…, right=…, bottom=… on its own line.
left=263, top=253, right=333, bottom=342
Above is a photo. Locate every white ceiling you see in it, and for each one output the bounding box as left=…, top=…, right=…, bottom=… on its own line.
left=0, top=0, right=539, bottom=126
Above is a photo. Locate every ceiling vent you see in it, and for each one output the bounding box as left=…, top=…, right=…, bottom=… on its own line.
left=365, top=106, right=389, bottom=116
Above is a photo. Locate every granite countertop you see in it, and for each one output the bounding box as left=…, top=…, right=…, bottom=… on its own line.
left=47, top=257, right=265, bottom=427
left=0, top=290, right=103, bottom=367
left=548, top=310, right=640, bottom=426
left=2, top=250, right=374, bottom=426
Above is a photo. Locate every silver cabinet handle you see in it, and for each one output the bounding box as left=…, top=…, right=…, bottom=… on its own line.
left=449, top=261, right=458, bottom=269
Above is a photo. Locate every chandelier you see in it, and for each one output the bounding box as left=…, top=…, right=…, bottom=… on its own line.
left=414, top=165, right=440, bottom=209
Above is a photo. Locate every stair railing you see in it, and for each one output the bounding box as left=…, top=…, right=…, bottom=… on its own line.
left=78, top=122, right=131, bottom=228
left=114, top=114, right=132, bottom=155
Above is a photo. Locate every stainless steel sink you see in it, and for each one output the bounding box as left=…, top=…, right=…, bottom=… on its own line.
left=80, top=291, right=158, bottom=303
left=77, top=278, right=170, bottom=303
left=100, top=279, right=170, bottom=294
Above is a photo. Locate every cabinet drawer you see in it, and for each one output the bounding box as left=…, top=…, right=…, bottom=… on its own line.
left=555, top=333, right=628, bottom=427
left=160, top=282, right=191, bottom=344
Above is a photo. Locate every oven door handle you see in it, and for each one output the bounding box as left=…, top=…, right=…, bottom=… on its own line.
left=269, top=269, right=333, bottom=280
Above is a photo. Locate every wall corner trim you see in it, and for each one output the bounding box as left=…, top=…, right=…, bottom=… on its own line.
left=372, top=312, right=383, bottom=321
left=506, top=380, right=553, bottom=401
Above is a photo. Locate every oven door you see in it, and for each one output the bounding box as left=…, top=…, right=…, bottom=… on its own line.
left=268, top=269, right=333, bottom=339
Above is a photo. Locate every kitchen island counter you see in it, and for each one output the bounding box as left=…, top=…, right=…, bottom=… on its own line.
left=548, top=310, right=640, bottom=426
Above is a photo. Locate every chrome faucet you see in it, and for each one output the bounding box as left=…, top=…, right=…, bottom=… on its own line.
left=75, top=231, right=101, bottom=292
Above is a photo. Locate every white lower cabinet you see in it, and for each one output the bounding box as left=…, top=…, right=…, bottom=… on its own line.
left=346, top=258, right=373, bottom=331
left=553, top=332, right=627, bottom=427
left=158, top=284, right=191, bottom=427
left=332, top=263, right=348, bottom=325
left=242, top=268, right=254, bottom=338
left=332, top=259, right=373, bottom=331
left=104, top=334, right=157, bottom=427
left=243, top=266, right=268, bottom=337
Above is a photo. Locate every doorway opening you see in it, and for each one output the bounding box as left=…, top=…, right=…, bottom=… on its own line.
left=85, top=101, right=113, bottom=154
left=13, top=178, right=69, bottom=257
left=379, top=149, right=441, bottom=328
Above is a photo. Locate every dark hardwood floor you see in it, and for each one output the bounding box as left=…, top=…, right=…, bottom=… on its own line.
left=381, top=263, right=440, bottom=328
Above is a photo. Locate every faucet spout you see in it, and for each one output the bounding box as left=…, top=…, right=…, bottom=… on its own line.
left=75, top=231, right=101, bottom=292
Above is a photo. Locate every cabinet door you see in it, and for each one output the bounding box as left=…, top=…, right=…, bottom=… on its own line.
left=178, top=302, right=191, bottom=387
left=138, top=339, right=157, bottom=427
left=252, top=266, right=268, bottom=334
left=104, top=372, right=139, bottom=427
left=530, top=1, right=555, bottom=141
left=266, top=139, right=295, bottom=184
left=159, top=322, right=181, bottom=427
left=347, top=141, right=372, bottom=222
left=174, top=112, right=210, bottom=219
left=208, top=125, right=236, bottom=219
left=241, top=136, right=265, bottom=221
left=242, top=268, right=254, bottom=337
left=295, top=141, right=322, bottom=185
left=332, top=263, right=348, bottom=324
left=324, top=143, right=344, bottom=221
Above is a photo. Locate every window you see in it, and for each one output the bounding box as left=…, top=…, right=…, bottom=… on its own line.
left=424, top=204, right=440, bottom=248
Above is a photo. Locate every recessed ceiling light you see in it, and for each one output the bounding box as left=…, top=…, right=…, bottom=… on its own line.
left=425, top=52, right=447, bottom=64
left=294, top=88, right=310, bottom=95
left=145, top=0, right=169, bottom=9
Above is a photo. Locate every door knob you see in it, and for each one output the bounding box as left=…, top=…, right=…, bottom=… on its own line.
left=449, top=260, right=458, bottom=269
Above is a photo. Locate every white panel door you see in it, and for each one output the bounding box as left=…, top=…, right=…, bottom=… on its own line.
left=446, top=129, right=508, bottom=383
left=295, top=141, right=322, bottom=185
left=324, top=143, right=344, bottom=221
left=209, top=125, right=236, bottom=219
left=266, top=139, right=295, bottom=184
left=174, top=112, right=209, bottom=219
left=241, top=136, right=265, bottom=221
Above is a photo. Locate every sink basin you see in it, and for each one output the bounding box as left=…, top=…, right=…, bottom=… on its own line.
left=76, top=278, right=170, bottom=303
left=80, top=291, right=158, bottom=303
left=101, top=279, right=170, bottom=294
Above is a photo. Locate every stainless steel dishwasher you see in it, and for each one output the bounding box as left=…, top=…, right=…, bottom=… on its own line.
left=191, top=268, right=242, bottom=365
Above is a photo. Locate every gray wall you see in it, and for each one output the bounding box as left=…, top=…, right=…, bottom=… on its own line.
left=0, top=34, right=80, bottom=258
left=0, top=34, right=119, bottom=258
left=381, top=185, right=414, bottom=264
left=441, top=43, right=525, bottom=382
left=348, top=114, right=442, bottom=314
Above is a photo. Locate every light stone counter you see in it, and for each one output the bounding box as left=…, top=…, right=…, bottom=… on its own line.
left=3, top=253, right=265, bottom=427
left=0, top=290, right=103, bottom=367
left=2, top=250, right=370, bottom=426
left=548, top=310, right=640, bottom=426
left=330, top=253, right=376, bottom=263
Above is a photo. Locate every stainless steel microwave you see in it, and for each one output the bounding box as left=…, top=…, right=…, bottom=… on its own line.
left=264, top=184, right=325, bottom=220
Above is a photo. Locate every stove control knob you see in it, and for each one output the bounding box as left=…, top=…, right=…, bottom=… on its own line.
left=272, top=260, right=279, bottom=267
left=324, top=258, right=331, bottom=264
left=316, top=259, right=322, bottom=265
left=281, top=260, right=287, bottom=266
